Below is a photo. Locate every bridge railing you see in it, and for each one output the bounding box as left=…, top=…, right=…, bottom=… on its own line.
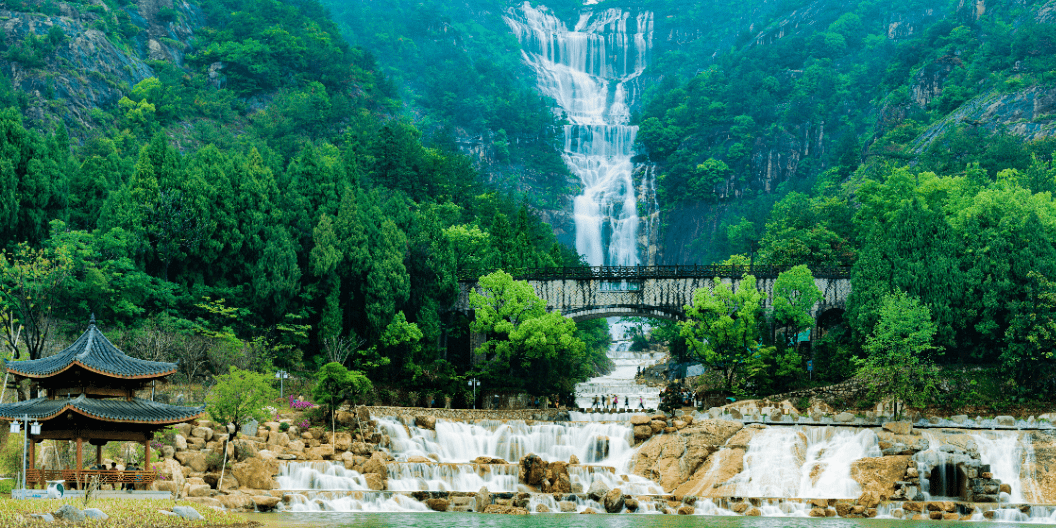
left=456, top=265, right=851, bottom=282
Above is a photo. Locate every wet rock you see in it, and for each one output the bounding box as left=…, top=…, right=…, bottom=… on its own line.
left=587, top=481, right=610, bottom=502
left=835, top=412, right=855, bottom=423
left=536, top=504, right=550, bottom=513
left=512, top=493, right=530, bottom=509
left=253, top=496, right=281, bottom=511
left=364, top=473, right=386, bottom=490
left=745, top=507, right=762, bottom=516
left=835, top=502, right=852, bottom=516
left=483, top=504, right=529, bottom=515
left=520, top=454, right=547, bottom=486
left=474, top=456, right=508, bottom=465
left=882, top=422, right=913, bottom=435
left=950, top=415, right=968, bottom=424
left=995, top=416, right=1016, bottom=427
left=414, top=415, right=437, bottom=430
left=580, top=508, right=597, bottom=514
left=633, top=425, right=653, bottom=441
left=426, top=498, right=449, bottom=512
left=624, top=498, right=639, bottom=511
left=809, top=508, right=827, bottom=517
left=731, top=502, right=749, bottom=513
left=857, top=490, right=881, bottom=508
left=475, top=486, right=492, bottom=512
left=677, top=505, right=695, bottom=515
left=603, top=488, right=624, bottom=513
left=407, top=456, right=432, bottom=463
left=558, top=501, right=577, bottom=512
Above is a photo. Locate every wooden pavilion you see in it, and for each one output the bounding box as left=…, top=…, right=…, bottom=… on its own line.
left=0, top=318, right=205, bottom=489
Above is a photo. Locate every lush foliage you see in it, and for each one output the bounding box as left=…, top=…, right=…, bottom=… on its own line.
left=206, top=366, right=279, bottom=429
left=856, top=290, right=941, bottom=416
left=313, top=362, right=372, bottom=419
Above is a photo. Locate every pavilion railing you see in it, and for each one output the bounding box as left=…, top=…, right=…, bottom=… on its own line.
left=456, top=265, right=852, bottom=282
left=26, top=469, right=157, bottom=489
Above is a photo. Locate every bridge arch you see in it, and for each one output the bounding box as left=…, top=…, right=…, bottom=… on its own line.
left=456, top=265, right=852, bottom=326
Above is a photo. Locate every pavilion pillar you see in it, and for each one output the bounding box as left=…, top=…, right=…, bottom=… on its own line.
left=96, top=444, right=102, bottom=466
left=76, top=437, right=83, bottom=470
left=28, top=440, right=35, bottom=489
left=143, top=439, right=151, bottom=468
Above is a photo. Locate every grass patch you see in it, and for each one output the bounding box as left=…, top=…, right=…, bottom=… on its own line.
left=0, top=497, right=258, bottom=527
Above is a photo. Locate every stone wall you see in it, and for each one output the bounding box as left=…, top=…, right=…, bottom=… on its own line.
left=366, top=406, right=569, bottom=422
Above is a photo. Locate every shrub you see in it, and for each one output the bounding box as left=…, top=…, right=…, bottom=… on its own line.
left=278, top=422, right=290, bottom=432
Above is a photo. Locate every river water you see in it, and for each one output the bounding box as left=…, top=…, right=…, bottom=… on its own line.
left=248, top=512, right=1048, bottom=528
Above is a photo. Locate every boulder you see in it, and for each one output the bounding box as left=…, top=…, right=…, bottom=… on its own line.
left=151, top=458, right=187, bottom=498
left=231, top=457, right=279, bottom=489
left=602, top=488, right=625, bottom=513
left=350, top=442, right=373, bottom=456
left=54, top=505, right=86, bottom=523
left=857, top=490, right=881, bottom=508
left=306, top=445, right=335, bottom=460
left=483, top=504, right=529, bottom=515
left=995, top=416, right=1016, bottom=427
left=268, top=430, right=290, bottom=448
left=414, top=415, right=437, bottom=430
left=252, top=495, right=281, bottom=511
left=426, top=498, right=449, bottom=512
left=835, top=412, right=855, bottom=423
left=580, top=508, right=597, bottom=514
left=474, top=486, right=492, bottom=512
left=624, top=498, right=639, bottom=511
left=536, top=504, right=550, bottom=513
left=882, top=422, right=913, bottom=435
left=809, top=508, right=827, bottom=517
left=191, top=427, right=213, bottom=441
left=950, top=415, right=968, bottom=424
left=677, top=505, right=695, bottom=515
left=172, top=506, right=205, bottom=521
left=216, top=494, right=255, bottom=511
left=407, top=456, right=432, bottom=463
left=175, top=451, right=208, bottom=473
left=364, top=473, right=386, bottom=491
left=634, top=425, right=653, bottom=441
left=745, top=507, right=762, bottom=516
left=519, top=454, right=547, bottom=486
left=558, top=501, right=577, bottom=513
left=587, top=480, right=610, bottom=502
left=333, top=432, right=352, bottom=452
left=187, top=484, right=214, bottom=497
left=650, top=420, right=665, bottom=434
left=473, top=456, right=508, bottom=465
left=233, top=438, right=258, bottom=461
left=630, top=415, right=651, bottom=426
left=174, top=435, right=188, bottom=451
left=83, top=508, right=108, bottom=520
left=174, top=423, right=194, bottom=437
left=362, top=452, right=388, bottom=475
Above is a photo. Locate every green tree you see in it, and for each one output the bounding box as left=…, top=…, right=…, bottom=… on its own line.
left=679, top=276, right=770, bottom=394
left=0, top=243, right=72, bottom=361
left=772, top=265, right=824, bottom=344
left=206, top=366, right=279, bottom=431
left=855, top=291, right=941, bottom=417
left=313, top=362, right=372, bottom=420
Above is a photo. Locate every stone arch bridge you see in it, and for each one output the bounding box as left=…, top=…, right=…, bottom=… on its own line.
left=455, top=265, right=852, bottom=322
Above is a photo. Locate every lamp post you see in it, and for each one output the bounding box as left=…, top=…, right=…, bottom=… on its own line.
left=10, top=415, right=41, bottom=498
left=467, top=378, right=480, bottom=410
left=275, top=370, right=289, bottom=399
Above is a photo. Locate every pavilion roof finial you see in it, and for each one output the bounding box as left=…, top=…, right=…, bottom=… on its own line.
left=90, top=313, right=96, bottom=327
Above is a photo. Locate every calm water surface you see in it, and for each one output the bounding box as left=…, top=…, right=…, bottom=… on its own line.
left=245, top=512, right=1047, bottom=528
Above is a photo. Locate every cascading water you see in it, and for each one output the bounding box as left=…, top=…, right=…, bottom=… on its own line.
left=505, top=3, right=653, bottom=267
left=727, top=426, right=881, bottom=499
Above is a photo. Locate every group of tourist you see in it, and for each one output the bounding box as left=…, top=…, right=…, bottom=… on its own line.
left=590, top=394, right=645, bottom=410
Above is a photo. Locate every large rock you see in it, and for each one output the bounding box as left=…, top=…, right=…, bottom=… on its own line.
left=835, top=412, right=855, bottom=423
left=172, top=506, right=204, bottom=521
left=426, top=498, right=449, bottom=512
left=474, top=486, right=492, bottom=512
left=630, top=415, right=651, bottom=426
left=233, top=438, right=259, bottom=461
left=519, top=454, right=547, bottom=486
left=174, top=434, right=188, bottom=451
left=587, top=480, right=610, bottom=502
left=191, top=427, right=213, bottom=441
left=54, top=505, right=86, bottom=523
left=252, top=495, right=281, bottom=511
left=350, top=442, right=373, bottom=456
left=995, top=416, right=1016, bottom=427
left=332, top=432, right=352, bottom=452
left=216, top=493, right=255, bottom=511
left=362, top=451, right=389, bottom=476
left=414, top=415, right=437, bottom=430
left=851, top=456, right=911, bottom=500
left=602, top=488, right=625, bottom=513
left=175, top=451, right=208, bottom=473
left=83, top=508, right=108, bottom=521
left=882, top=422, right=913, bottom=435
left=268, top=430, right=290, bottom=447
left=634, top=419, right=745, bottom=494
left=231, top=457, right=279, bottom=490
left=151, top=458, right=187, bottom=498
left=306, top=445, right=335, bottom=460
left=634, top=425, right=653, bottom=441
left=364, top=473, right=386, bottom=490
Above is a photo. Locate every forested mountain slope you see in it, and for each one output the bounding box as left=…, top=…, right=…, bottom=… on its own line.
left=0, top=0, right=611, bottom=401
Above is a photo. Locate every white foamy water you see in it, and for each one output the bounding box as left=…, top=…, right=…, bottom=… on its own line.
left=276, top=461, right=370, bottom=490
left=728, top=426, right=881, bottom=499
left=506, top=2, right=653, bottom=266
left=385, top=463, right=520, bottom=492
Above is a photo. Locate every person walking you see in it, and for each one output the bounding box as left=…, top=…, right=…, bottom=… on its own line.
left=612, top=394, right=618, bottom=410
left=639, top=396, right=644, bottom=409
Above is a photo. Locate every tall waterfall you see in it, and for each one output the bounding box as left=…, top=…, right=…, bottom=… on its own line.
left=505, top=2, right=653, bottom=266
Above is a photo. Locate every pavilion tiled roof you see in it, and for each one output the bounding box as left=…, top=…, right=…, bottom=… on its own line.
left=0, top=395, right=205, bottom=424
left=3, top=324, right=177, bottom=379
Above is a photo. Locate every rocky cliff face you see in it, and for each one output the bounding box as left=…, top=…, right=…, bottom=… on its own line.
left=0, top=0, right=201, bottom=135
